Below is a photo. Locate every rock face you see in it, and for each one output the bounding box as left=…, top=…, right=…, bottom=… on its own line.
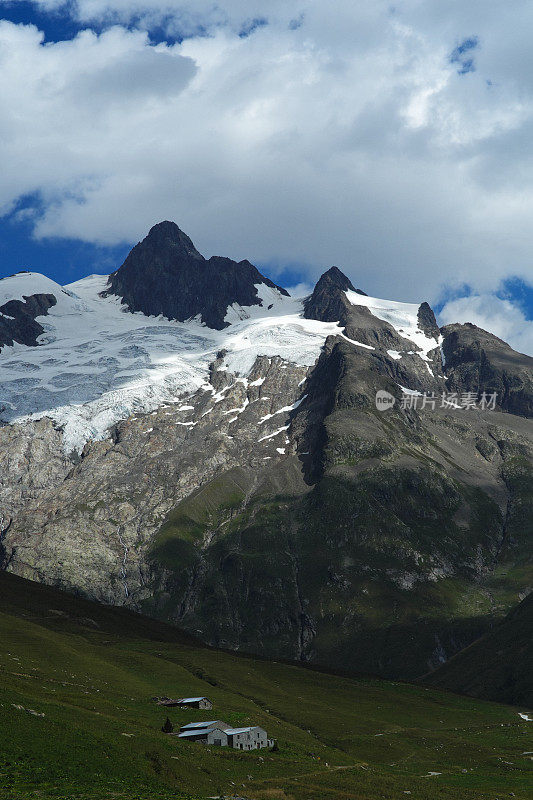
left=105, top=221, right=289, bottom=329
left=0, top=290, right=57, bottom=350
left=303, top=266, right=364, bottom=322
left=441, top=322, right=533, bottom=417
left=0, top=230, right=532, bottom=681
left=417, top=302, right=441, bottom=340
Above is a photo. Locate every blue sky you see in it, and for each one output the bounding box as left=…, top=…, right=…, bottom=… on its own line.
left=0, top=206, right=313, bottom=292
left=0, top=210, right=130, bottom=284
left=0, top=1, right=532, bottom=353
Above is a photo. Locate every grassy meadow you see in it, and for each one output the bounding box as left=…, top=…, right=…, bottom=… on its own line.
left=0, top=571, right=531, bottom=800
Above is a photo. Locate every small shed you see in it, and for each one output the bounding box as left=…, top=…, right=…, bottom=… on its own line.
left=158, top=696, right=213, bottom=710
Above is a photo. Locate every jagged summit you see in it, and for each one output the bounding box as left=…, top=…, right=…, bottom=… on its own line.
left=303, top=265, right=366, bottom=322
left=417, top=300, right=440, bottom=340
left=105, top=221, right=289, bottom=330
left=318, top=266, right=358, bottom=291
left=143, top=220, right=204, bottom=260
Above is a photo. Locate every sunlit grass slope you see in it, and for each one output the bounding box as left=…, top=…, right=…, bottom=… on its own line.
left=0, top=571, right=531, bottom=800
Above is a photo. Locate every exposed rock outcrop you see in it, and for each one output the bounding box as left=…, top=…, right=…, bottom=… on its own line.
left=441, top=322, right=533, bottom=417
left=303, top=266, right=364, bottom=322
left=105, top=221, right=288, bottom=329
left=0, top=290, right=57, bottom=350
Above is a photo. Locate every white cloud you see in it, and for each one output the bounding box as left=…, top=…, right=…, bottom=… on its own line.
left=1, top=2, right=533, bottom=306
left=285, top=282, right=314, bottom=299
left=439, top=293, right=533, bottom=356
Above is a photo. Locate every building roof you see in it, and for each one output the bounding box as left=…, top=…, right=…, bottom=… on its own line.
left=177, top=696, right=210, bottom=703
left=178, top=728, right=212, bottom=738
left=225, top=727, right=259, bottom=735
left=178, top=724, right=266, bottom=738
left=180, top=720, right=220, bottom=730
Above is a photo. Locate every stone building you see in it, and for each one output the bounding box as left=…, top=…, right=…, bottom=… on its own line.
left=177, top=720, right=273, bottom=749
left=225, top=726, right=273, bottom=750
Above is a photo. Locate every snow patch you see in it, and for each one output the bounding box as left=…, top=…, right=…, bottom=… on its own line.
left=339, top=333, right=375, bottom=349
left=259, top=395, right=306, bottom=423
left=258, top=426, right=289, bottom=442
left=223, top=397, right=249, bottom=415
left=345, top=290, right=441, bottom=368
left=397, top=384, right=423, bottom=396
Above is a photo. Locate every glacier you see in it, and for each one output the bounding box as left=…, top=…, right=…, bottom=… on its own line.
left=0, top=272, right=342, bottom=453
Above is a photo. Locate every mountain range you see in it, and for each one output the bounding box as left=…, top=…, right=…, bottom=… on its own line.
left=0, top=220, right=531, bottom=684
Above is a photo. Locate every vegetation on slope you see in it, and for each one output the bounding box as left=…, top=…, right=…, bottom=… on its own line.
left=424, top=592, right=533, bottom=707
left=1, top=571, right=532, bottom=800
left=147, top=462, right=513, bottom=678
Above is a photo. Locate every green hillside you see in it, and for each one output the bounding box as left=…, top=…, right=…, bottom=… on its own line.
left=0, top=571, right=532, bottom=800
left=424, top=592, right=533, bottom=707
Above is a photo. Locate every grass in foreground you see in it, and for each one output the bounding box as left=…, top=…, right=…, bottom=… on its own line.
left=0, top=571, right=531, bottom=800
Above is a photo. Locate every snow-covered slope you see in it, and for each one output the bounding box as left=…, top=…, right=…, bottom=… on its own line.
left=0, top=272, right=342, bottom=453
left=0, top=272, right=65, bottom=306
left=345, top=289, right=442, bottom=371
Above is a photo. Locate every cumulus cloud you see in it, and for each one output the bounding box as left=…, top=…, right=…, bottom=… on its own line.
left=1, top=1, right=533, bottom=312
left=439, top=293, right=533, bottom=356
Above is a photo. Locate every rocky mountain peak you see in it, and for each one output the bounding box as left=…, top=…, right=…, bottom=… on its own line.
left=142, top=220, right=204, bottom=261
left=104, top=221, right=288, bottom=330
left=303, top=266, right=366, bottom=322
left=417, top=301, right=441, bottom=340
left=317, top=266, right=357, bottom=291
